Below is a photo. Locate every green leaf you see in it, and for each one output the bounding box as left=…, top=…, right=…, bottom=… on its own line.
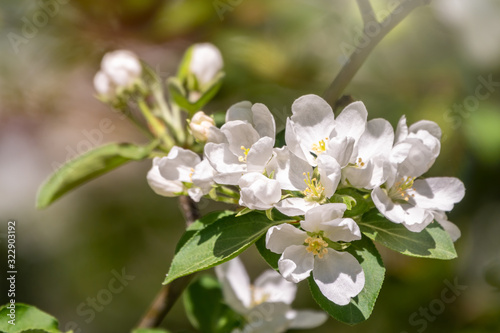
left=333, top=188, right=371, bottom=217
left=0, top=303, right=62, bottom=333
left=36, top=142, right=156, bottom=209
left=308, top=236, right=385, bottom=325
left=132, top=329, right=171, bottom=333
left=359, top=209, right=457, bottom=259
left=164, top=212, right=280, bottom=285
left=183, top=275, right=241, bottom=333
left=176, top=210, right=236, bottom=252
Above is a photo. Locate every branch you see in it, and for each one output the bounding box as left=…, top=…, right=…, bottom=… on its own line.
left=356, top=0, right=376, bottom=26
left=323, top=0, right=431, bottom=106
left=136, top=196, right=200, bottom=329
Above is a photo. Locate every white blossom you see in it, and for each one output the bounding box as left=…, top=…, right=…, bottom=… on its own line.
left=204, top=102, right=275, bottom=185
left=215, top=257, right=327, bottom=333
left=266, top=203, right=365, bottom=305
left=266, top=147, right=341, bottom=216
left=189, top=43, right=224, bottom=86
left=285, top=94, right=367, bottom=167
left=147, top=146, right=214, bottom=202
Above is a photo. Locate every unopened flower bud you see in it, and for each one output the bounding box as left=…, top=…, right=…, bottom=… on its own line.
left=94, top=50, right=142, bottom=100
left=189, top=111, right=216, bottom=142
left=189, top=43, right=223, bottom=86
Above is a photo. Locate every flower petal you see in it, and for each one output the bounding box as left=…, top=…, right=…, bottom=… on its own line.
left=215, top=257, right=252, bottom=313
left=411, top=177, right=466, bottom=211
left=204, top=142, right=245, bottom=185
left=333, top=101, right=368, bottom=143
left=278, top=245, right=314, bottom=283
left=226, top=101, right=253, bottom=123
left=394, top=115, right=408, bottom=144
left=326, top=136, right=355, bottom=167
left=371, top=186, right=405, bottom=224
left=286, top=309, right=328, bottom=329
left=158, top=146, right=201, bottom=182
left=221, top=120, right=261, bottom=158
left=321, top=218, right=362, bottom=242
left=146, top=157, right=184, bottom=197
left=239, top=173, right=282, bottom=210
left=266, top=224, right=307, bottom=254
left=433, top=211, right=461, bottom=241
left=301, top=203, right=347, bottom=233
left=251, top=103, right=276, bottom=139
left=275, top=197, right=319, bottom=216
left=357, top=118, right=394, bottom=160
left=409, top=120, right=442, bottom=140
left=266, top=147, right=313, bottom=191
left=313, top=250, right=365, bottom=306
left=254, top=269, right=297, bottom=305
left=247, top=136, right=274, bottom=173
left=317, top=154, right=341, bottom=198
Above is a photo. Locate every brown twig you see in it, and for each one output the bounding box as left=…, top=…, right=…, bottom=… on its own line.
left=323, top=0, right=431, bottom=106
left=136, top=196, right=199, bottom=329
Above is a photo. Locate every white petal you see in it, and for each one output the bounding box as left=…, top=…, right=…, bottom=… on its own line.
left=191, top=159, right=215, bottom=194
left=285, top=118, right=312, bottom=165
left=251, top=103, right=276, bottom=139
left=247, top=137, right=274, bottom=173
left=206, top=126, right=227, bottom=144
left=321, top=218, right=362, bottom=242
left=326, top=136, right=355, bottom=167
left=266, top=147, right=312, bottom=191
left=301, top=203, right=347, bottom=233
left=401, top=206, right=434, bottom=232
left=371, top=187, right=405, bottom=224
left=278, top=245, right=314, bottom=283
left=333, top=101, right=368, bottom=143
left=239, top=173, right=281, bottom=210
left=158, top=146, right=201, bottom=182
left=317, top=154, right=341, bottom=198
left=244, top=302, right=290, bottom=333
left=287, top=310, right=328, bottom=329
left=221, top=121, right=261, bottom=158
left=396, top=139, right=436, bottom=178
left=409, top=120, right=442, bottom=140
left=275, top=198, right=319, bottom=216
left=411, top=177, right=466, bottom=211
left=312, top=250, right=365, bottom=306
left=290, top=94, right=335, bottom=163
left=394, top=115, right=408, bottom=144
left=204, top=143, right=245, bottom=185
left=357, top=118, right=394, bottom=160
left=93, top=71, right=114, bottom=97
left=254, top=269, right=297, bottom=305
left=215, top=257, right=252, bottom=313
left=433, top=211, right=461, bottom=241
left=146, top=157, right=183, bottom=196
left=226, top=101, right=253, bottom=123
left=266, top=224, right=307, bottom=254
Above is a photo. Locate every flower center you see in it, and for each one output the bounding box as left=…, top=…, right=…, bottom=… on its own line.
left=188, top=168, right=195, bottom=182
left=238, top=146, right=250, bottom=163
left=311, top=138, right=329, bottom=156
left=302, top=172, right=325, bottom=202
left=305, top=236, right=329, bottom=259
left=389, top=176, right=416, bottom=202
left=354, top=157, right=365, bottom=168
left=250, top=286, right=270, bottom=307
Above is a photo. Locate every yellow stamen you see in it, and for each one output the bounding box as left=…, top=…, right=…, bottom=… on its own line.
left=389, top=176, right=416, bottom=201
left=305, top=236, right=329, bottom=259
left=311, top=138, right=329, bottom=155
left=238, top=146, right=250, bottom=162
left=302, top=172, right=325, bottom=202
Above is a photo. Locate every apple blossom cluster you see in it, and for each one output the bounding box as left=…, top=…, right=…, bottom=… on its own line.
left=148, top=92, right=465, bottom=306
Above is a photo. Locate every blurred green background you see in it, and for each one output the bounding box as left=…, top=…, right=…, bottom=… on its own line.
left=1, top=0, right=500, bottom=332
